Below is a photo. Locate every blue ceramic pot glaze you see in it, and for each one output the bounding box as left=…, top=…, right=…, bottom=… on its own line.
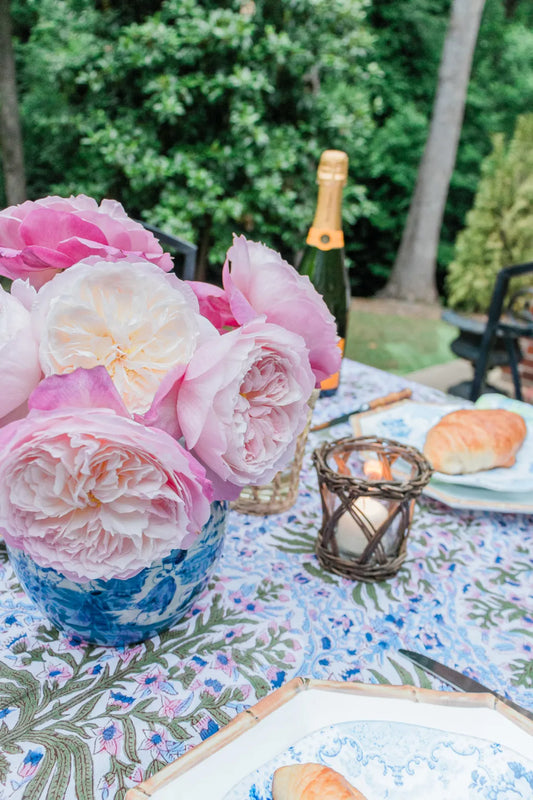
left=7, top=500, right=228, bottom=647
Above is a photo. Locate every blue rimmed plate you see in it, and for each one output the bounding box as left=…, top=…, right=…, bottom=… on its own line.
left=225, top=719, right=533, bottom=799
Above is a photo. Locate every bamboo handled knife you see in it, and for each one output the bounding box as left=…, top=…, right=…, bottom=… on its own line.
left=399, top=648, right=533, bottom=722
left=310, top=388, right=412, bottom=432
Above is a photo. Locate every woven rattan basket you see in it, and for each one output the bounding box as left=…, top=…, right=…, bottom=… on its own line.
left=232, top=389, right=319, bottom=515
left=312, top=435, right=432, bottom=582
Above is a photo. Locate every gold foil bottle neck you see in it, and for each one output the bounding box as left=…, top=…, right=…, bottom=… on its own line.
left=317, top=150, right=348, bottom=184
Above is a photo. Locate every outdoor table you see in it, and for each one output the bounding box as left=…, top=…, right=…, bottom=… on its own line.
left=0, top=359, right=531, bottom=799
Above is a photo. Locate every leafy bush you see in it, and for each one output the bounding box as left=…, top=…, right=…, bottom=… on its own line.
left=11, top=0, right=378, bottom=281
left=446, top=113, right=533, bottom=312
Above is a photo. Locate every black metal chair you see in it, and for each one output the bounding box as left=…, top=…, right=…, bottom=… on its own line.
left=140, top=221, right=197, bottom=281
left=442, top=261, right=533, bottom=402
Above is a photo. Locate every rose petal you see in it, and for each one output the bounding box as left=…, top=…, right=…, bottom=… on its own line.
left=0, top=195, right=173, bottom=286
left=29, top=367, right=129, bottom=417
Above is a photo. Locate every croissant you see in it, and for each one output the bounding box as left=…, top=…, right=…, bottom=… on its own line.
left=423, top=408, right=527, bottom=475
left=271, top=762, right=368, bottom=800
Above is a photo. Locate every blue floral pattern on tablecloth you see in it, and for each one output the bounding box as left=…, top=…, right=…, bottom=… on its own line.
left=0, top=360, right=531, bottom=799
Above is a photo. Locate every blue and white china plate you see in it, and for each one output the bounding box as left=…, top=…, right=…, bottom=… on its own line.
left=355, top=400, right=533, bottom=493
left=476, top=392, right=533, bottom=421
left=225, top=720, right=533, bottom=799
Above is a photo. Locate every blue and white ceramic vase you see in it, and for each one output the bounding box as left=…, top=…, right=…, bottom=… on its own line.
left=7, top=500, right=228, bottom=647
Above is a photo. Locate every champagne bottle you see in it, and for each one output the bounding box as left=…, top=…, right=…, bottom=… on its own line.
left=299, top=149, right=350, bottom=397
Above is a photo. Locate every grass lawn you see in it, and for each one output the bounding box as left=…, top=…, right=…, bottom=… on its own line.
left=345, top=308, right=456, bottom=375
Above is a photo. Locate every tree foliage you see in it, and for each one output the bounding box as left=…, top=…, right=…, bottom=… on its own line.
left=4, top=0, right=533, bottom=293
left=446, top=113, right=533, bottom=311
left=9, top=0, right=378, bottom=280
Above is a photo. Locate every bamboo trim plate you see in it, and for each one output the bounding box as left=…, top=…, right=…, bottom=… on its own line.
left=351, top=399, right=533, bottom=513
left=125, top=678, right=533, bottom=799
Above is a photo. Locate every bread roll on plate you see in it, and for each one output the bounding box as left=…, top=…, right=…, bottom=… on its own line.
left=272, top=762, right=367, bottom=800
left=423, top=408, right=527, bottom=475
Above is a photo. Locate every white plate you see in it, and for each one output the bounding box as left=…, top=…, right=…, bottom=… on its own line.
left=227, top=719, right=533, bottom=799
left=128, top=681, right=533, bottom=800
left=355, top=401, right=533, bottom=493
left=420, top=478, right=533, bottom=513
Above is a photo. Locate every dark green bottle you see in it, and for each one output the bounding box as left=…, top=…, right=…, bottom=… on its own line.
left=299, top=150, right=350, bottom=397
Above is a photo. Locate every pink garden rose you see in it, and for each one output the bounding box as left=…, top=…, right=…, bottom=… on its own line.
left=0, top=368, right=213, bottom=582
left=0, top=194, right=172, bottom=287
left=0, top=281, right=41, bottom=424
left=148, top=318, right=315, bottom=499
left=32, top=256, right=218, bottom=414
left=187, top=281, right=238, bottom=331
left=221, top=235, right=341, bottom=386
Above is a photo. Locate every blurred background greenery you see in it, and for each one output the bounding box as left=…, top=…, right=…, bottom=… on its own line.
left=3, top=0, right=533, bottom=307
left=345, top=307, right=456, bottom=375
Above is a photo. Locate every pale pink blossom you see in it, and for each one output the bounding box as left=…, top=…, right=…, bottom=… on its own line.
left=134, top=667, right=169, bottom=696
left=114, top=644, right=144, bottom=665
left=94, top=721, right=123, bottom=756
left=149, top=318, right=315, bottom=499
left=0, top=369, right=213, bottom=582
left=32, top=256, right=217, bottom=414
left=0, top=194, right=172, bottom=287
left=213, top=650, right=238, bottom=677
left=0, top=281, right=41, bottom=424
left=222, top=235, right=340, bottom=386
left=140, top=725, right=172, bottom=754
left=131, top=766, right=144, bottom=784
left=39, top=662, right=73, bottom=686
left=159, top=693, right=194, bottom=719
left=285, top=652, right=296, bottom=663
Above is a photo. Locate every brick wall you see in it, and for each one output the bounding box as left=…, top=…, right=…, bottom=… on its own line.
left=521, top=339, right=533, bottom=385
left=500, top=338, right=533, bottom=402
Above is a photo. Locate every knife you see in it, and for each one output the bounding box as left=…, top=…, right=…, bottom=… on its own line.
left=310, top=388, right=412, bottom=432
left=399, top=648, right=533, bottom=722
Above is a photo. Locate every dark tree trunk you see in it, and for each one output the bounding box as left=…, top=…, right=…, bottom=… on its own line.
left=503, top=0, right=520, bottom=18
left=380, top=0, right=486, bottom=303
left=0, top=0, right=27, bottom=205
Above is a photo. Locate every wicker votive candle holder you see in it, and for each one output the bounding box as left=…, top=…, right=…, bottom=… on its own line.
left=312, top=435, right=433, bottom=582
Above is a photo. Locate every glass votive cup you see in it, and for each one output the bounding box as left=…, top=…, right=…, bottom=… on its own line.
left=312, top=435, right=433, bottom=582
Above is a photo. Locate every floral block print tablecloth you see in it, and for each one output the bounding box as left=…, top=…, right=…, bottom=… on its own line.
left=0, top=360, right=531, bottom=800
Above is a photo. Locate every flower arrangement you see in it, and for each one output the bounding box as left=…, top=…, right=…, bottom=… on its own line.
left=0, top=195, right=340, bottom=585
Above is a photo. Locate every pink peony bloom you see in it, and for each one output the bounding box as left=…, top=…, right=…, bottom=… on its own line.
left=32, top=256, right=218, bottom=414
left=0, top=194, right=172, bottom=287
left=222, top=235, right=341, bottom=386
left=0, top=370, right=213, bottom=582
left=0, top=281, right=41, bottom=424
left=186, top=281, right=237, bottom=332
left=151, top=318, right=315, bottom=499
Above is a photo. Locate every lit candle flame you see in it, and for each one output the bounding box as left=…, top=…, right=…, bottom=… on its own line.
left=363, top=458, right=385, bottom=480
